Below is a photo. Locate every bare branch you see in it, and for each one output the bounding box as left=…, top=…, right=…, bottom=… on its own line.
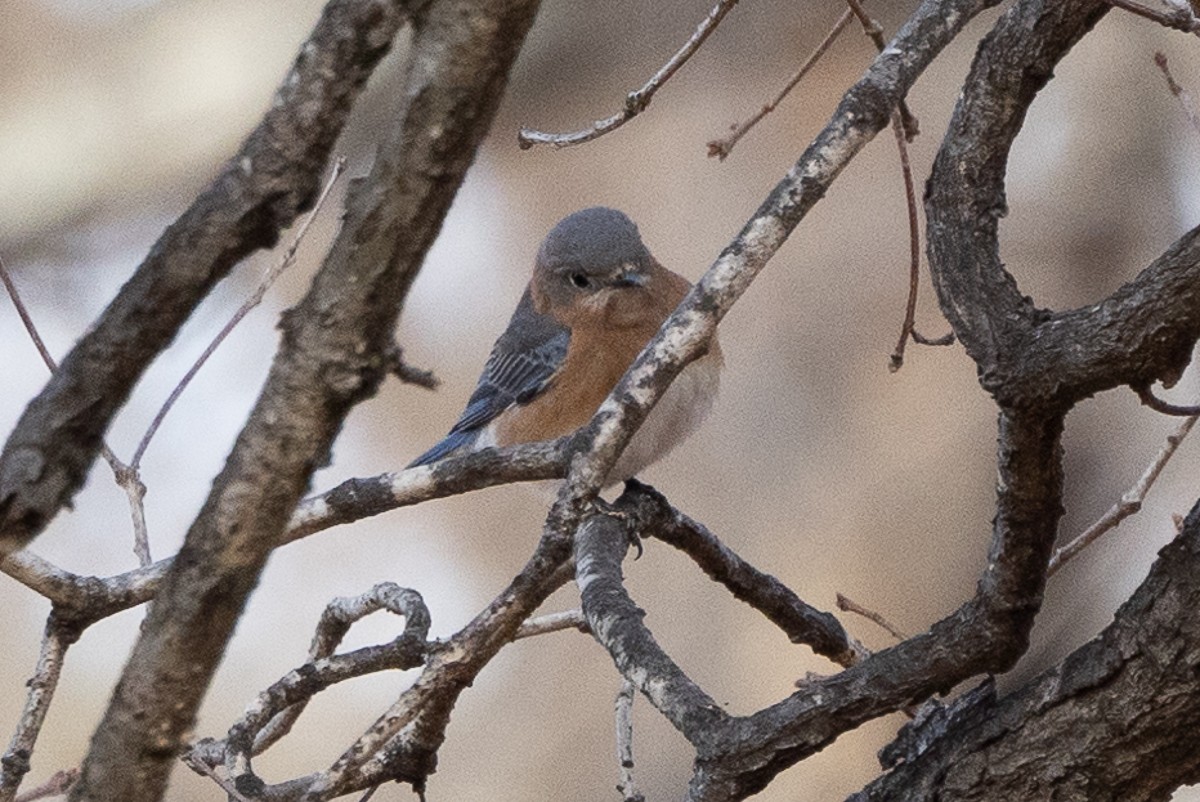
left=836, top=592, right=910, bottom=642
left=576, top=513, right=730, bottom=745
left=262, top=527, right=576, bottom=800
left=249, top=584, right=430, bottom=758
left=0, top=437, right=571, bottom=620
left=129, top=157, right=348, bottom=470
left=12, top=769, right=78, bottom=802
left=384, top=345, right=439, bottom=391
left=618, top=481, right=865, bottom=666
left=1134, top=383, right=1200, bottom=416
left=707, top=9, right=854, bottom=160
left=1155, top=51, right=1200, bottom=135
left=514, top=609, right=589, bottom=640
left=187, top=585, right=431, bottom=794
left=70, top=1, right=542, bottom=799
left=0, top=255, right=153, bottom=564
left=910, top=329, right=955, bottom=346
left=887, top=108, right=924, bottom=373
left=1100, top=0, right=1199, bottom=31
left=518, top=0, right=740, bottom=149
left=855, top=503, right=1200, bottom=800
left=0, top=617, right=77, bottom=802
left=615, top=681, right=645, bottom=802
left=0, top=0, right=421, bottom=554
left=1048, top=409, right=1198, bottom=575
left=0, top=256, right=58, bottom=378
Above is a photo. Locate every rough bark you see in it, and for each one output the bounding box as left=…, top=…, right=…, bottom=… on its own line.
left=852, top=500, right=1200, bottom=802
left=0, top=0, right=425, bottom=554
left=68, top=1, right=540, bottom=799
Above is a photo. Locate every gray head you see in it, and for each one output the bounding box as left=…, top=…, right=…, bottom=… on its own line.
left=534, top=208, right=654, bottom=300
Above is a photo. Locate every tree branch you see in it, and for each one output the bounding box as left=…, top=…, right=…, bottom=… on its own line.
left=518, top=0, right=740, bottom=149
left=0, top=616, right=79, bottom=802
left=0, top=0, right=425, bottom=553
left=187, top=584, right=431, bottom=796
left=68, top=1, right=541, bottom=799
left=550, top=0, right=1001, bottom=517
left=616, top=481, right=865, bottom=667
left=576, top=512, right=731, bottom=743
left=852, top=499, right=1200, bottom=801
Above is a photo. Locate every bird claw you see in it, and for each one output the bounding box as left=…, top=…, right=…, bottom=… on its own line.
left=589, top=497, right=643, bottom=559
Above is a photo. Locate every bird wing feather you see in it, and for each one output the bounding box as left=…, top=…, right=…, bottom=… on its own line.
left=408, top=289, right=569, bottom=467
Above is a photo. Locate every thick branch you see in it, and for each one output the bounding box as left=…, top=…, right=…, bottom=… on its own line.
left=69, top=2, right=540, bottom=800
left=682, top=408, right=1064, bottom=801
left=575, top=513, right=730, bottom=744
left=925, top=0, right=1200, bottom=409
left=852, top=498, right=1200, bottom=801
left=0, top=0, right=421, bottom=553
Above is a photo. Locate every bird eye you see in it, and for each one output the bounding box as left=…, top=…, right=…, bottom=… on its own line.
left=569, top=272, right=590, bottom=289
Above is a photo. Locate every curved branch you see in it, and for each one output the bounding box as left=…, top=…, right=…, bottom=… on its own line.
left=257, top=527, right=575, bottom=800
left=187, top=584, right=431, bottom=796
left=925, top=0, right=1200, bottom=409
left=1134, top=381, right=1200, bottom=417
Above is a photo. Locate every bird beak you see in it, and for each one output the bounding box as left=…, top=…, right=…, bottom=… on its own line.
left=613, top=264, right=647, bottom=288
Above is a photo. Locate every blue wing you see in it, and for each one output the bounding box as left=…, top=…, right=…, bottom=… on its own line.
left=408, top=289, right=569, bottom=467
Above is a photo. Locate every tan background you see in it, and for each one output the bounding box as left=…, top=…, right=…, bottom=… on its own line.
left=1, top=0, right=1199, bottom=799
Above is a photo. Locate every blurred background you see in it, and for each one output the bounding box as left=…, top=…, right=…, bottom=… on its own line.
left=1, top=0, right=1199, bottom=799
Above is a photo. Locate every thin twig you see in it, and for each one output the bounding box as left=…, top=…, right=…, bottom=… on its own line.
left=129, top=157, right=348, bottom=469
left=1, top=254, right=154, bottom=564
left=887, top=108, right=923, bottom=373
left=707, top=9, right=854, bottom=160
left=911, top=329, right=955, bottom=346
left=1155, top=51, right=1200, bottom=136
left=0, top=257, right=57, bottom=374
left=1048, top=410, right=1198, bottom=575
left=385, top=344, right=439, bottom=391
left=182, top=758, right=254, bottom=802
left=1102, top=0, right=1200, bottom=32
left=0, top=620, right=74, bottom=802
left=518, top=0, right=740, bottom=149
left=514, top=609, right=589, bottom=639
left=614, top=680, right=644, bottom=802
left=1135, top=383, right=1200, bottom=416
left=12, top=768, right=78, bottom=802
left=844, top=0, right=920, bottom=139
left=836, top=592, right=910, bottom=642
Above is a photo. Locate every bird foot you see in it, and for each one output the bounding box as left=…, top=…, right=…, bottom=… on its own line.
left=590, top=496, right=643, bottom=560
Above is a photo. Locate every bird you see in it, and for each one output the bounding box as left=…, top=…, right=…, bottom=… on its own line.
left=408, top=207, right=721, bottom=486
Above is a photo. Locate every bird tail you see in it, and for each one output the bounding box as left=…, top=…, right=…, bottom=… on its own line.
left=406, top=430, right=477, bottom=468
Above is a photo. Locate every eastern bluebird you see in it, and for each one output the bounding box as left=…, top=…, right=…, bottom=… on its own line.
left=409, top=207, right=721, bottom=485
